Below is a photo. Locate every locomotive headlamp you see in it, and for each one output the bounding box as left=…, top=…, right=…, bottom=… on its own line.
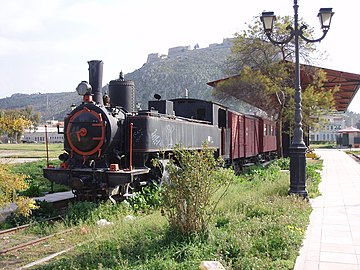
left=76, top=81, right=92, bottom=96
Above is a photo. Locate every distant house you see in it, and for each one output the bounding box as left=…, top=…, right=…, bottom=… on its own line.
left=337, top=126, right=360, bottom=147
left=22, top=120, right=64, bottom=143
left=309, top=115, right=345, bottom=143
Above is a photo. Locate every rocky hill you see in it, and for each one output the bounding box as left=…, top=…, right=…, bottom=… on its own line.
left=0, top=42, right=250, bottom=121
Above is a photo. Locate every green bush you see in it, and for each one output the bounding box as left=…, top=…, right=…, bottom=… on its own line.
left=161, top=145, right=231, bottom=235
left=306, top=161, right=323, bottom=198
left=273, top=158, right=290, bottom=170
left=128, top=183, right=162, bottom=213
left=4, top=200, right=58, bottom=227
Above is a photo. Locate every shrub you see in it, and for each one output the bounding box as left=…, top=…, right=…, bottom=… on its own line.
left=273, top=158, right=290, bottom=170
left=0, top=165, right=38, bottom=218
left=4, top=200, right=58, bottom=227
left=306, top=161, right=323, bottom=198
left=161, top=144, right=231, bottom=235
left=128, top=183, right=162, bottom=213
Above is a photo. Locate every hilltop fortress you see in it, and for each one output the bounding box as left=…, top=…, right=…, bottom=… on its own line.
left=146, top=38, right=233, bottom=64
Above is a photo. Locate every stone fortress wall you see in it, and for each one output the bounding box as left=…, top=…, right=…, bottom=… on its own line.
left=146, top=38, right=233, bottom=64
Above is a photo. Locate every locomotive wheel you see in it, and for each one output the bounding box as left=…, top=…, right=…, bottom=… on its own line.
left=145, top=159, right=166, bottom=185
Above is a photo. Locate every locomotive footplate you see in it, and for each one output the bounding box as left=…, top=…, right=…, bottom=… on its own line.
left=43, top=167, right=150, bottom=189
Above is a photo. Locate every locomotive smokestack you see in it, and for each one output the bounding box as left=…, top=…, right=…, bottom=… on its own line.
left=88, top=60, right=104, bottom=105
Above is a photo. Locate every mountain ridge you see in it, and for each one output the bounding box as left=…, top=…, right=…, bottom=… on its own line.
left=0, top=42, right=249, bottom=121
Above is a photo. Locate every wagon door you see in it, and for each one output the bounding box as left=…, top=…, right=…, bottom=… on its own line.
left=229, top=111, right=245, bottom=160
left=244, top=116, right=259, bottom=158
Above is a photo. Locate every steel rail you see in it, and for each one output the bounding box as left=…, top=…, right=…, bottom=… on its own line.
left=0, top=227, right=74, bottom=255
left=0, top=215, right=64, bottom=236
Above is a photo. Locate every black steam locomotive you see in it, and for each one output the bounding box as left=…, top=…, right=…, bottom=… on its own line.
left=43, top=60, right=277, bottom=201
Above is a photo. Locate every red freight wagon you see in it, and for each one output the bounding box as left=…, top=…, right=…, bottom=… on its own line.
left=228, top=111, right=260, bottom=160
left=228, top=111, right=245, bottom=160
left=243, top=115, right=260, bottom=158
left=258, top=118, right=277, bottom=157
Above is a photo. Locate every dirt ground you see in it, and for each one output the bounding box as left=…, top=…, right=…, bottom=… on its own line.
left=0, top=151, right=42, bottom=164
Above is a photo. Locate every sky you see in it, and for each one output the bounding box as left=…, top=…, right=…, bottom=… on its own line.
left=0, top=0, right=359, bottom=111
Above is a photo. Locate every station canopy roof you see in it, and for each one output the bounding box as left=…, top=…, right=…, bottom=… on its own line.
left=207, top=64, right=360, bottom=113
left=301, top=64, right=360, bottom=112
left=337, top=126, right=360, bottom=133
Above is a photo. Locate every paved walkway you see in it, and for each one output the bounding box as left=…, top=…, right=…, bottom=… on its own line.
left=294, top=149, right=360, bottom=270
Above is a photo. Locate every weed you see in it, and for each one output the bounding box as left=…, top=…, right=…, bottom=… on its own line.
left=128, top=183, right=162, bottom=213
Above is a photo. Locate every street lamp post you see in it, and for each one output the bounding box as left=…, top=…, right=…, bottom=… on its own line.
left=260, top=1, right=334, bottom=198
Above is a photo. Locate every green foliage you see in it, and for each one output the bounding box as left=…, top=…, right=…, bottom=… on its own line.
left=243, top=162, right=281, bottom=182
left=9, top=159, right=66, bottom=196
left=219, top=16, right=337, bottom=156
left=272, top=158, right=290, bottom=170
left=306, top=161, right=323, bottom=198
left=65, top=201, right=99, bottom=225
left=4, top=200, right=58, bottom=228
left=64, top=200, right=131, bottom=226
left=0, top=106, right=40, bottom=142
left=227, top=16, right=317, bottom=75
left=0, top=165, right=38, bottom=218
left=161, top=145, right=231, bottom=235
left=128, top=183, right=162, bottom=213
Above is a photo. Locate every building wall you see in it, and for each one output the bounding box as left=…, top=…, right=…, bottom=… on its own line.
left=22, top=121, right=64, bottom=143
left=309, top=115, right=345, bottom=142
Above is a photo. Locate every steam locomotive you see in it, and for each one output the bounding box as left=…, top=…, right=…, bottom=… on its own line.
left=43, top=60, right=277, bottom=201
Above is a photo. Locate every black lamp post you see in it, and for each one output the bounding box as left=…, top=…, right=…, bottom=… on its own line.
left=260, top=1, right=334, bottom=198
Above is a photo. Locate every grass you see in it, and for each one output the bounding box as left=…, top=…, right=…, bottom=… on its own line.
left=0, top=143, right=66, bottom=196
left=345, top=150, right=360, bottom=155
left=8, top=159, right=67, bottom=196
left=309, top=143, right=336, bottom=149
left=0, top=143, right=63, bottom=158
left=24, top=160, right=316, bottom=270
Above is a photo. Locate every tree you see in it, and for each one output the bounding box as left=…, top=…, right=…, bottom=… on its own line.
left=215, top=16, right=337, bottom=156
left=0, top=106, right=39, bottom=142
left=20, top=106, right=41, bottom=129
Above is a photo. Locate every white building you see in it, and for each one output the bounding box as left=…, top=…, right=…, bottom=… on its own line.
left=337, top=127, right=360, bottom=147
left=309, top=115, right=345, bottom=143
left=22, top=120, right=64, bottom=143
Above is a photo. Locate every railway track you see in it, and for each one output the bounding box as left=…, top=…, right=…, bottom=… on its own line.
left=0, top=215, right=64, bottom=237
left=0, top=223, right=92, bottom=270
left=0, top=227, right=74, bottom=255
left=0, top=196, right=79, bottom=270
